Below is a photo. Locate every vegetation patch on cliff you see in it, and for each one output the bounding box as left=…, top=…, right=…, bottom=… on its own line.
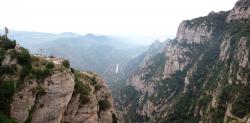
left=73, top=71, right=92, bottom=105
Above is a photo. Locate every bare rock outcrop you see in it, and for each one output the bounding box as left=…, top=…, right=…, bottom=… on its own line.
left=63, top=72, right=117, bottom=123
left=163, top=42, right=191, bottom=78
left=236, top=37, right=249, bottom=68
left=176, top=21, right=213, bottom=44
left=219, top=35, right=231, bottom=62
left=31, top=70, right=75, bottom=123
left=115, top=1, right=250, bottom=122
left=7, top=54, right=117, bottom=123
left=11, top=70, right=75, bottom=123
left=226, top=0, right=250, bottom=22
left=11, top=81, right=38, bottom=123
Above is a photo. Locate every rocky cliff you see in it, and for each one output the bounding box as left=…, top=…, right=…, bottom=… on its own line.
left=226, top=0, right=250, bottom=22
left=114, top=0, right=250, bottom=122
left=0, top=37, right=118, bottom=123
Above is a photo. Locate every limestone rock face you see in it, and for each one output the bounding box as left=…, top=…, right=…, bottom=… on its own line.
left=163, top=42, right=191, bottom=78
left=219, top=35, right=231, bottom=62
left=31, top=70, right=75, bottom=123
left=8, top=55, right=117, bottom=123
left=127, top=40, right=166, bottom=95
left=63, top=93, right=100, bottom=123
left=235, top=37, right=249, bottom=84
left=139, top=40, right=166, bottom=68
left=137, top=100, right=155, bottom=117
left=1, top=54, right=17, bottom=66
left=114, top=1, right=250, bottom=122
left=236, top=37, right=249, bottom=68
left=129, top=74, right=155, bottom=95
left=226, top=0, right=250, bottom=22
left=161, top=17, right=215, bottom=78
left=62, top=72, right=117, bottom=123
left=10, top=70, right=75, bottom=123
left=176, top=21, right=213, bottom=44
left=11, top=81, right=38, bottom=123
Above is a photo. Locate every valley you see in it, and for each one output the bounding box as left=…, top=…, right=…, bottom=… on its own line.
left=0, top=0, right=250, bottom=123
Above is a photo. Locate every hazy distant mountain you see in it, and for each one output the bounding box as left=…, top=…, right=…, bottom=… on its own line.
left=9, top=31, right=147, bottom=84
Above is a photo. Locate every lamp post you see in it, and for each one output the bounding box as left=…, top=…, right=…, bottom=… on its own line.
left=39, top=48, right=43, bottom=56
left=4, top=27, right=9, bottom=38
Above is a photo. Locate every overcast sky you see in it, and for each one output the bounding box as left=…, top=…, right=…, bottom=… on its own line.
left=0, top=0, right=237, bottom=38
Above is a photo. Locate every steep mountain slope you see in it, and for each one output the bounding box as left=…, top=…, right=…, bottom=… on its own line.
left=114, top=0, right=250, bottom=122
left=9, top=32, right=146, bottom=85
left=110, top=40, right=166, bottom=94
left=0, top=37, right=118, bottom=123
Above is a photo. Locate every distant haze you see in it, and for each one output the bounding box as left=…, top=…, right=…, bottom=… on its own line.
left=0, top=0, right=237, bottom=42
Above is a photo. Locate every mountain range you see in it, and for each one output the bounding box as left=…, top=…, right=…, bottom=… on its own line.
left=0, top=0, right=250, bottom=123
left=8, top=31, right=147, bottom=85
left=112, top=0, right=250, bottom=122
